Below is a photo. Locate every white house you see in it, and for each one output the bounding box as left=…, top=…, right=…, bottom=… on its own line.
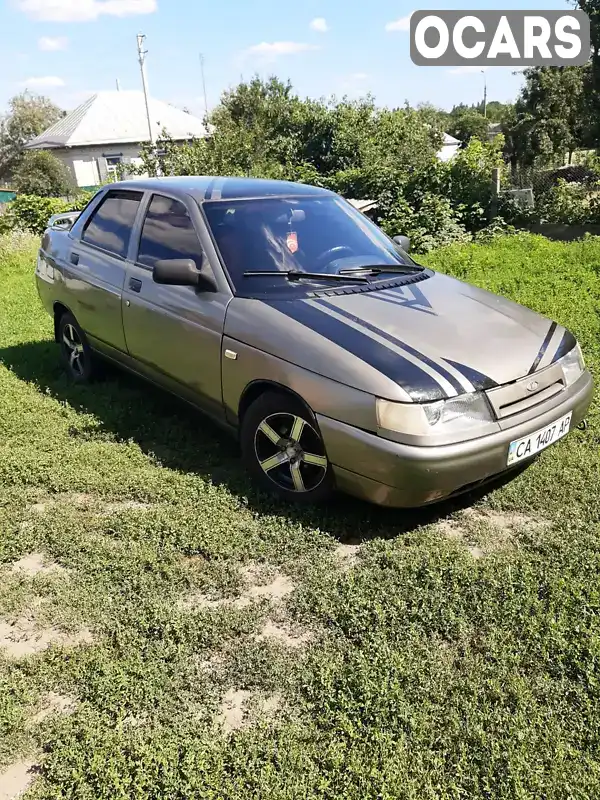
left=437, top=133, right=461, bottom=162
left=25, top=90, right=208, bottom=188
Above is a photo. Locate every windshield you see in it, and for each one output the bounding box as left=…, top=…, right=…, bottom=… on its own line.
left=202, top=195, right=419, bottom=295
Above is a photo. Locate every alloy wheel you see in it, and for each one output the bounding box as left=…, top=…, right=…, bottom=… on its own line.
left=62, top=323, right=85, bottom=377
left=254, top=412, right=328, bottom=493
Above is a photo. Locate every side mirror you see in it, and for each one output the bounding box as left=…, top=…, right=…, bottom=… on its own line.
left=153, top=258, right=215, bottom=291
left=393, top=235, right=411, bottom=253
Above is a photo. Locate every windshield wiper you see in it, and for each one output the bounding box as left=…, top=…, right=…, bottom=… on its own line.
left=338, top=264, right=423, bottom=275
left=243, top=270, right=369, bottom=283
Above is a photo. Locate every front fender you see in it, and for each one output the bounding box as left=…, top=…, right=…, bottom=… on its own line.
left=221, top=336, right=378, bottom=433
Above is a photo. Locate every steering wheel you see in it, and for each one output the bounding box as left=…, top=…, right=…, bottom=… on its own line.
left=314, top=245, right=355, bottom=269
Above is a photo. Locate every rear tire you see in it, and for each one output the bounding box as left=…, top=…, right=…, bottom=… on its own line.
left=57, top=312, right=97, bottom=383
left=240, top=391, right=334, bottom=505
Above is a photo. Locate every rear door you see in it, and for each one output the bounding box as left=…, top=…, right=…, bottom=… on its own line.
left=68, top=189, right=143, bottom=353
left=122, top=192, right=229, bottom=418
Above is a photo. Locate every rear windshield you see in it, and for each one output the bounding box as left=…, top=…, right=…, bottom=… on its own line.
left=202, top=195, right=416, bottom=295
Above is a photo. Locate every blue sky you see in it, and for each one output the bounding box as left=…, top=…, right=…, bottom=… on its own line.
left=4, top=0, right=573, bottom=117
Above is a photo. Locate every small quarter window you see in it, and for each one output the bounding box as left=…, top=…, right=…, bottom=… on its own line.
left=82, top=190, right=142, bottom=258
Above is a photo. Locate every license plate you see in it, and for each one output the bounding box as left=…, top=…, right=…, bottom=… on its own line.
left=507, top=412, right=572, bottom=466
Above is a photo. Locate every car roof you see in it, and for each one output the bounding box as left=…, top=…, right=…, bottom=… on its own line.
left=114, top=176, right=333, bottom=202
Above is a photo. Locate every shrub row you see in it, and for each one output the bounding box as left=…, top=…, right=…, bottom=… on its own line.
left=0, top=192, right=95, bottom=237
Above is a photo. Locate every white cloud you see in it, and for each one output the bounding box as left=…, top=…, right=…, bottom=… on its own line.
left=16, top=0, right=157, bottom=23
left=448, top=66, right=489, bottom=75
left=38, top=36, right=68, bottom=51
left=339, top=72, right=370, bottom=98
left=20, top=75, right=65, bottom=88
left=244, top=41, right=319, bottom=62
left=310, top=17, right=328, bottom=33
left=385, top=12, right=413, bottom=32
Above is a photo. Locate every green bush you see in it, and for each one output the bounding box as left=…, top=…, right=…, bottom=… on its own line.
left=380, top=193, right=470, bottom=253
left=535, top=178, right=600, bottom=225
left=13, top=150, right=75, bottom=197
left=0, top=191, right=95, bottom=236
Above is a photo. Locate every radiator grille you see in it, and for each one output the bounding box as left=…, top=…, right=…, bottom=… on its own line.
left=486, top=362, right=565, bottom=420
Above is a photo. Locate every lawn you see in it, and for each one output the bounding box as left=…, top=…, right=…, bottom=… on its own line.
left=0, top=230, right=599, bottom=799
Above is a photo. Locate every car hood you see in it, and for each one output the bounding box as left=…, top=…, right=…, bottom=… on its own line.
left=225, top=272, right=575, bottom=403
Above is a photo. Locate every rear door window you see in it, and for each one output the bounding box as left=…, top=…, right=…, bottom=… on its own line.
left=137, top=194, right=203, bottom=270
left=81, top=190, right=143, bottom=258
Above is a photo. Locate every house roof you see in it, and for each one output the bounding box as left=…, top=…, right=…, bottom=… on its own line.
left=26, top=90, right=208, bottom=150
left=347, top=198, right=378, bottom=213
left=442, top=132, right=461, bottom=146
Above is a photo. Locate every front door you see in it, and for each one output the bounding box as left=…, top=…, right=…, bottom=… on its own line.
left=122, top=192, right=228, bottom=418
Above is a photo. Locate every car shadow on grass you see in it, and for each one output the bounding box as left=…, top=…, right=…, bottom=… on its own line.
left=0, top=339, right=529, bottom=543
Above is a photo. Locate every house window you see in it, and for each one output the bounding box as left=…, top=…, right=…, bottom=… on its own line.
left=104, top=155, right=123, bottom=181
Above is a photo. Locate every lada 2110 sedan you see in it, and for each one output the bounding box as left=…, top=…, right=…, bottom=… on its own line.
left=35, top=177, right=593, bottom=507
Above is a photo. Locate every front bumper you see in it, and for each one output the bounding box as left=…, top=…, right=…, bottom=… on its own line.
left=318, top=370, right=594, bottom=508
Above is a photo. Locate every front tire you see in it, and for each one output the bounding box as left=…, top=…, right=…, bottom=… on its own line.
left=241, top=391, right=334, bottom=505
left=57, top=312, right=96, bottom=383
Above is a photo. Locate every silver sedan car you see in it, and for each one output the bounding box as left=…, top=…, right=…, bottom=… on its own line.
left=35, top=177, right=594, bottom=507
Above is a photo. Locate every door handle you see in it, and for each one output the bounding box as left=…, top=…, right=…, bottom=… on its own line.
left=70, top=252, right=79, bottom=265
left=129, top=277, right=142, bottom=293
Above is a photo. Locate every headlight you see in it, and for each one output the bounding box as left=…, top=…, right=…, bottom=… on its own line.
left=376, top=392, right=494, bottom=437
left=560, top=344, right=585, bottom=387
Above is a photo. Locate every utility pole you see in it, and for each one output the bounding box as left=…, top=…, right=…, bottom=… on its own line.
left=482, top=69, right=487, bottom=118
left=199, top=53, right=209, bottom=121
left=137, top=33, right=155, bottom=144
left=116, top=78, right=121, bottom=91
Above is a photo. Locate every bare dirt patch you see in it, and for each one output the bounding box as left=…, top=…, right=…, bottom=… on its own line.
left=218, top=689, right=282, bottom=733
left=466, top=545, right=485, bottom=560
left=10, top=553, right=66, bottom=578
left=0, top=616, right=93, bottom=660
left=102, top=501, right=152, bottom=514
left=461, top=507, right=548, bottom=531
left=234, top=567, right=295, bottom=608
left=26, top=494, right=151, bottom=517
left=27, top=493, right=96, bottom=515
left=334, top=542, right=361, bottom=569
left=30, top=692, right=77, bottom=725
left=0, top=760, right=39, bottom=800
left=435, top=508, right=548, bottom=559
left=178, top=592, right=225, bottom=612
left=219, top=689, right=252, bottom=732
left=180, top=564, right=295, bottom=611
left=255, top=620, right=312, bottom=649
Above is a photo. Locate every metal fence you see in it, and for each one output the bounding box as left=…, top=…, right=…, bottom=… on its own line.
left=506, top=164, right=600, bottom=195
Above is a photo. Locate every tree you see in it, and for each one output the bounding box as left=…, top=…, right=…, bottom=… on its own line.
left=507, top=67, right=588, bottom=167
left=482, top=101, right=514, bottom=123
left=13, top=150, right=74, bottom=197
left=446, top=109, right=490, bottom=144
left=137, top=76, right=443, bottom=203
left=0, top=92, right=65, bottom=181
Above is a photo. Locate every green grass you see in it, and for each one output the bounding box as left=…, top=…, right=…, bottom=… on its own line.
left=0, top=230, right=599, bottom=799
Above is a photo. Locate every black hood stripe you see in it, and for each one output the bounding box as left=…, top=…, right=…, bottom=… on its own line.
left=551, top=330, right=577, bottom=363
left=364, top=291, right=437, bottom=317
left=266, top=301, right=447, bottom=401
left=442, top=359, right=499, bottom=391
left=528, top=322, right=557, bottom=375
left=315, top=299, right=465, bottom=396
